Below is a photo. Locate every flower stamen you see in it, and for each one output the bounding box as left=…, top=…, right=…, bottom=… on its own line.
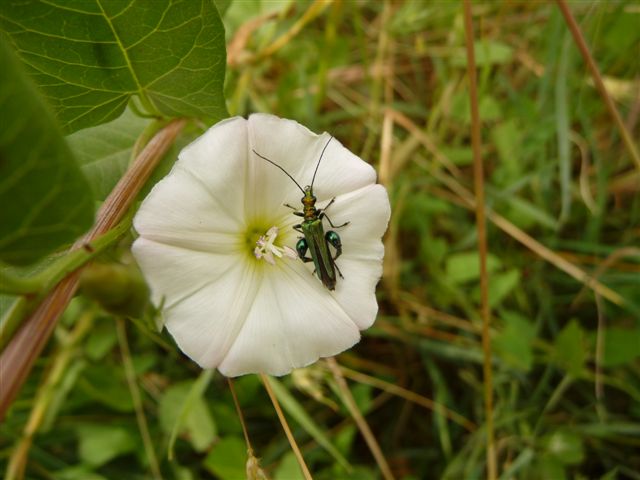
left=254, top=226, right=297, bottom=265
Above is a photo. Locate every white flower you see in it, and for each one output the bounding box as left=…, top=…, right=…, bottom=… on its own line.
left=132, top=114, right=390, bottom=377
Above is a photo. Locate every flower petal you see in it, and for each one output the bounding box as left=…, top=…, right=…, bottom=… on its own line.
left=282, top=184, right=391, bottom=330
left=177, top=117, right=249, bottom=222
left=163, top=261, right=262, bottom=369
left=331, top=256, right=383, bottom=330
left=330, top=185, right=389, bottom=329
left=218, top=264, right=360, bottom=376
left=246, top=114, right=377, bottom=218
left=131, top=237, right=237, bottom=309
left=324, top=184, right=391, bottom=257
left=134, top=117, right=252, bottom=253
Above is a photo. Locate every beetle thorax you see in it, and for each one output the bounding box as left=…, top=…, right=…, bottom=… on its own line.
left=302, top=186, right=317, bottom=219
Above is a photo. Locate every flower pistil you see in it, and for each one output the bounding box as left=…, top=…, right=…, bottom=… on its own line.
left=253, top=226, right=297, bottom=265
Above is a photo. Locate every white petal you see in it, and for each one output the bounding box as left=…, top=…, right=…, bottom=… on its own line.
left=317, top=184, right=390, bottom=329
left=134, top=166, right=240, bottom=253
left=134, top=118, right=251, bottom=253
left=331, top=257, right=383, bottom=330
left=131, top=238, right=237, bottom=309
left=176, top=116, right=249, bottom=222
left=163, top=261, right=262, bottom=369
left=304, top=136, right=378, bottom=203
left=218, top=264, right=360, bottom=377
left=325, top=184, right=391, bottom=256
left=246, top=114, right=377, bottom=218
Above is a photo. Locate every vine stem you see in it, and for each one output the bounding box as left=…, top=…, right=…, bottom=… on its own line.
left=0, top=118, right=186, bottom=421
left=228, top=379, right=253, bottom=451
left=462, top=2, right=497, bottom=479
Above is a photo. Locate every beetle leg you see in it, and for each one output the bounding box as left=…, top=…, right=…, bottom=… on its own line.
left=319, top=198, right=348, bottom=228
left=333, top=261, right=344, bottom=279
left=284, top=203, right=304, bottom=216
left=321, top=212, right=349, bottom=229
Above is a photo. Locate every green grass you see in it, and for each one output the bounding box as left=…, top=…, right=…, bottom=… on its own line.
left=2, top=1, right=639, bottom=479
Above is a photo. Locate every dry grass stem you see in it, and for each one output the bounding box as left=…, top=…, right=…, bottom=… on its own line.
left=556, top=0, right=640, bottom=172
left=337, top=365, right=476, bottom=431
left=117, top=318, right=162, bottom=480
left=463, top=2, right=497, bottom=478
left=260, top=373, right=313, bottom=480
left=228, top=378, right=253, bottom=452
left=326, top=358, right=395, bottom=480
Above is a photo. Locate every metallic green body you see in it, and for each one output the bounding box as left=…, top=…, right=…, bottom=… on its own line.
left=301, top=217, right=337, bottom=290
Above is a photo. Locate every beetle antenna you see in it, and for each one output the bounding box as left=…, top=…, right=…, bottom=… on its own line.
left=253, top=149, right=305, bottom=194
left=310, top=136, right=332, bottom=189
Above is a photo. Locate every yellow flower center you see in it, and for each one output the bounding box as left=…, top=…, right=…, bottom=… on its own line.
left=242, top=221, right=297, bottom=265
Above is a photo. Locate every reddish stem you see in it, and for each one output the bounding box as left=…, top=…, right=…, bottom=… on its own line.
left=0, top=119, right=186, bottom=420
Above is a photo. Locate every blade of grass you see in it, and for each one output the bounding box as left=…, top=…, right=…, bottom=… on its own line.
left=555, top=32, right=572, bottom=224
left=228, top=379, right=269, bottom=480
left=462, top=2, right=496, bottom=479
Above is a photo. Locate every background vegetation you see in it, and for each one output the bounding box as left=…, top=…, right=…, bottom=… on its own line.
left=1, top=1, right=639, bottom=479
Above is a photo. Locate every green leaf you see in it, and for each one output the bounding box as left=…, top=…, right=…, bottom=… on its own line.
left=452, top=40, right=514, bottom=67
left=486, top=269, right=520, bottom=307
left=445, top=251, right=502, bottom=284
left=76, top=424, right=137, bottom=467
left=503, top=196, right=560, bottom=231
left=532, top=457, right=567, bottom=480
left=542, top=430, right=584, bottom=465
left=1, top=0, right=227, bottom=134
left=274, top=452, right=305, bottom=480
left=160, top=372, right=217, bottom=453
left=553, top=319, right=586, bottom=377
left=84, top=321, right=118, bottom=361
left=51, top=467, right=109, bottom=480
left=601, top=327, right=640, bottom=367
left=491, top=120, right=522, bottom=178
left=0, top=40, right=94, bottom=265
left=203, top=436, right=247, bottom=480
left=78, top=364, right=134, bottom=412
left=67, top=108, right=151, bottom=199
left=493, top=311, right=536, bottom=371
left=449, top=93, right=503, bottom=124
